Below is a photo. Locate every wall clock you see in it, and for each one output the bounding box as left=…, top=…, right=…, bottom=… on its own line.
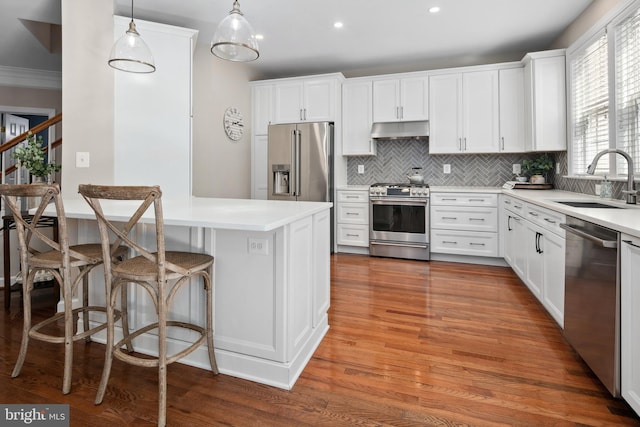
left=223, top=107, right=244, bottom=141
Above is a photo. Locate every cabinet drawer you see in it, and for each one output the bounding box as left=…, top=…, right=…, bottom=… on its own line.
left=525, top=204, right=565, bottom=237
left=431, top=193, right=497, bottom=206
left=337, top=203, right=369, bottom=224
left=502, top=195, right=526, bottom=215
left=431, top=206, right=498, bottom=232
left=431, top=229, right=499, bottom=257
left=337, top=190, right=369, bottom=203
left=337, top=224, right=369, bottom=247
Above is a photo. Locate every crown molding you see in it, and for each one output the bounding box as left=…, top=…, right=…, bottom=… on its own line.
left=0, top=66, right=62, bottom=90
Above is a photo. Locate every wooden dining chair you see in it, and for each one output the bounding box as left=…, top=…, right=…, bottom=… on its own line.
left=78, top=184, right=218, bottom=427
left=0, top=183, right=128, bottom=394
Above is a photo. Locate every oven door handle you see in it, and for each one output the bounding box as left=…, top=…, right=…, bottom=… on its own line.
left=370, top=198, right=428, bottom=205
left=370, top=241, right=427, bottom=249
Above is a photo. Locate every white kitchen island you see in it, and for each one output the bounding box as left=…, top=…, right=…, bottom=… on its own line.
left=47, top=197, right=332, bottom=390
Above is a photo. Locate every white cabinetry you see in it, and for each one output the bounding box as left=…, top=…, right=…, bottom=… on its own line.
left=342, top=79, right=376, bottom=156
left=501, top=195, right=565, bottom=327
left=336, top=189, right=369, bottom=249
left=250, top=83, right=274, bottom=199
left=372, top=73, right=429, bottom=122
left=522, top=49, right=566, bottom=152
left=621, top=234, right=640, bottom=416
left=431, top=193, right=499, bottom=257
left=499, top=67, right=526, bottom=152
left=273, top=74, right=342, bottom=123
left=429, top=70, right=499, bottom=154
left=113, top=17, right=197, bottom=200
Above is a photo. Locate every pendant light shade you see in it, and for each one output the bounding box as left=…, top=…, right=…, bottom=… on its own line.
left=108, top=1, right=156, bottom=73
left=211, top=1, right=259, bottom=62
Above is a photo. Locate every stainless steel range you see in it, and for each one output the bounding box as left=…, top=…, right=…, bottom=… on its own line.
left=369, top=183, right=430, bottom=261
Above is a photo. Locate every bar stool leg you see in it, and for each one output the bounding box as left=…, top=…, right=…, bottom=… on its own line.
left=158, top=285, right=168, bottom=427
left=11, top=272, right=33, bottom=379
left=62, top=270, right=74, bottom=394
left=205, top=267, right=218, bottom=375
left=95, top=282, right=117, bottom=405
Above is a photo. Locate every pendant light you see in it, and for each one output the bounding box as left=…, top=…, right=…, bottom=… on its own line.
left=108, top=0, right=156, bottom=73
left=211, top=1, right=259, bottom=62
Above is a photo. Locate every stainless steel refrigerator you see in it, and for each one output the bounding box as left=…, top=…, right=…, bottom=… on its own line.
left=268, top=121, right=334, bottom=248
left=268, top=122, right=333, bottom=203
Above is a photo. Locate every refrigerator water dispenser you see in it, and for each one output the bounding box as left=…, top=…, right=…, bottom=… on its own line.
left=272, top=164, right=290, bottom=195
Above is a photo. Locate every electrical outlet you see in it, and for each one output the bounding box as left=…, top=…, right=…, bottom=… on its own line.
left=443, top=164, right=451, bottom=174
left=357, top=164, right=364, bottom=174
left=248, top=238, right=269, bottom=255
left=76, top=152, right=90, bottom=168
left=513, top=163, right=521, bottom=175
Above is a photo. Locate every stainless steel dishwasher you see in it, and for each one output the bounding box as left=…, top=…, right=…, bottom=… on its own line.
left=560, top=217, right=620, bottom=397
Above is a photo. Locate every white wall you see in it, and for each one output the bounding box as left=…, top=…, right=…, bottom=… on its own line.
left=60, top=0, right=253, bottom=200
left=61, top=0, right=115, bottom=200
left=192, top=46, right=253, bottom=199
left=551, top=0, right=623, bottom=48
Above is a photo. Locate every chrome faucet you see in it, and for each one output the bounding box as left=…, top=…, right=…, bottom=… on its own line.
left=586, top=148, right=637, bottom=204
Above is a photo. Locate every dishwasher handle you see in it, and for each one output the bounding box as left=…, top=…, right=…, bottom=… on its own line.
left=560, top=223, right=618, bottom=248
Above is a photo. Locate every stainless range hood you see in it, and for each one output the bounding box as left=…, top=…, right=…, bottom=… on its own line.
left=370, top=120, right=429, bottom=140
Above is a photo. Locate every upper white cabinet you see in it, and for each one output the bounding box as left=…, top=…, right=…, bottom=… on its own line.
left=522, top=49, right=566, bottom=152
left=372, top=73, right=428, bottom=122
left=429, top=69, right=500, bottom=154
left=342, top=79, right=376, bottom=156
left=251, top=83, right=274, bottom=136
left=273, top=74, right=343, bottom=123
left=499, top=67, right=526, bottom=153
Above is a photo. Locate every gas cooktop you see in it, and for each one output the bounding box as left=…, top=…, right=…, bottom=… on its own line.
left=369, top=182, right=430, bottom=197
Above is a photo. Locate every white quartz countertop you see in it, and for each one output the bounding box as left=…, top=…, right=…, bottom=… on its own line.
left=46, top=197, right=332, bottom=232
left=503, top=189, right=640, bottom=238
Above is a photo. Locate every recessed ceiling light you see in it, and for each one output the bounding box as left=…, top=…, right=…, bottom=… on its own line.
left=255, top=34, right=264, bottom=40
left=333, top=22, right=344, bottom=29
left=429, top=6, right=441, bottom=13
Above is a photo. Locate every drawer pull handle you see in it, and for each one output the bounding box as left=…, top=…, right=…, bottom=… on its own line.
left=514, top=205, right=522, bottom=209
left=442, top=241, right=458, bottom=245
left=469, top=218, right=485, bottom=221
left=346, top=233, right=360, bottom=237
left=528, top=212, right=538, bottom=216
left=346, top=212, right=359, bottom=216
left=504, top=200, right=512, bottom=205
left=346, top=195, right=359, bottom=199
left=469, top=199, right=485, bottom=202
left=441, top=198, right=457, bottom=201
left=442, top=216, right=458, bottom=220
left=469, top=242, right=486, bottom=246
left=544, top=218, right=557, bottom=224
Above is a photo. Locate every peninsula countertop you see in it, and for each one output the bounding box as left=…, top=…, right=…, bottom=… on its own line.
left=46, top=197, right=332, bottom=232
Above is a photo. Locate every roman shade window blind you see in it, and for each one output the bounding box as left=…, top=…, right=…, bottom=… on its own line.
left=569, top=2, right=640, bottom=176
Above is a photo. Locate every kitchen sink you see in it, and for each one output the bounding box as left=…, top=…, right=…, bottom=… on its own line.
left=555, top=201, right=623, bottom=209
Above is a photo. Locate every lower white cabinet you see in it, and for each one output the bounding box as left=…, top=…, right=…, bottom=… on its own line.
left=621, top=234, right=640, bottom=416
left=336, top=189, right=369, bottom=248
left=430, top=192, right=498, bottom=257
left=502, top=195, right=565, bottom=327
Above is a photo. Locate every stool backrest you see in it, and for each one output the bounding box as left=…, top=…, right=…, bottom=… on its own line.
left=78, top=185, right=191, bottom=282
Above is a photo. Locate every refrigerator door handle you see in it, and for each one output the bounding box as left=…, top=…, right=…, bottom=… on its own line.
left=295, top=129, right=302, bottom=197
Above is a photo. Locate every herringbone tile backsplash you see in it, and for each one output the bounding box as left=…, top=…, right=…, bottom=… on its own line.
left=346, top=139, right=548, bottom=186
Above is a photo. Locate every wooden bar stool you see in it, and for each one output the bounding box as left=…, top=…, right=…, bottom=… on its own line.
left=78, top=184, right=218, bottom=427
left=0, top=183, right=128, bottom=394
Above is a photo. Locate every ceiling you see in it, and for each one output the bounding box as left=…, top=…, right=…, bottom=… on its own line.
left=1, top=0, right=594, bottom=80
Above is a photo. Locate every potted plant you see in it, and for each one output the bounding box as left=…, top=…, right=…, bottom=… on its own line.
left=13, top=131, right=61, bottom=183
left=521, top=153, right=553, bottom=184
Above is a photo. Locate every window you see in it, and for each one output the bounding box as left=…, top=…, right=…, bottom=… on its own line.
left=568, top=2, right=640, bottom=177
left=615, top=7, right=640, bottom=175
left=570, top=32, right=609, bottom=175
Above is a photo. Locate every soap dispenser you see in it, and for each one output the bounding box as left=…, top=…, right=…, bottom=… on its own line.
left=600, top=176, right=613, bottom=199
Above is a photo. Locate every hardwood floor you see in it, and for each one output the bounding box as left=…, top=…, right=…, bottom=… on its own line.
left=1, top=254, right=638, bottom=426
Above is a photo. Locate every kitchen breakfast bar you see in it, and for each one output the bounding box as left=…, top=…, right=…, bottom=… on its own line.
left=44, top=197, right=332, bottom=390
